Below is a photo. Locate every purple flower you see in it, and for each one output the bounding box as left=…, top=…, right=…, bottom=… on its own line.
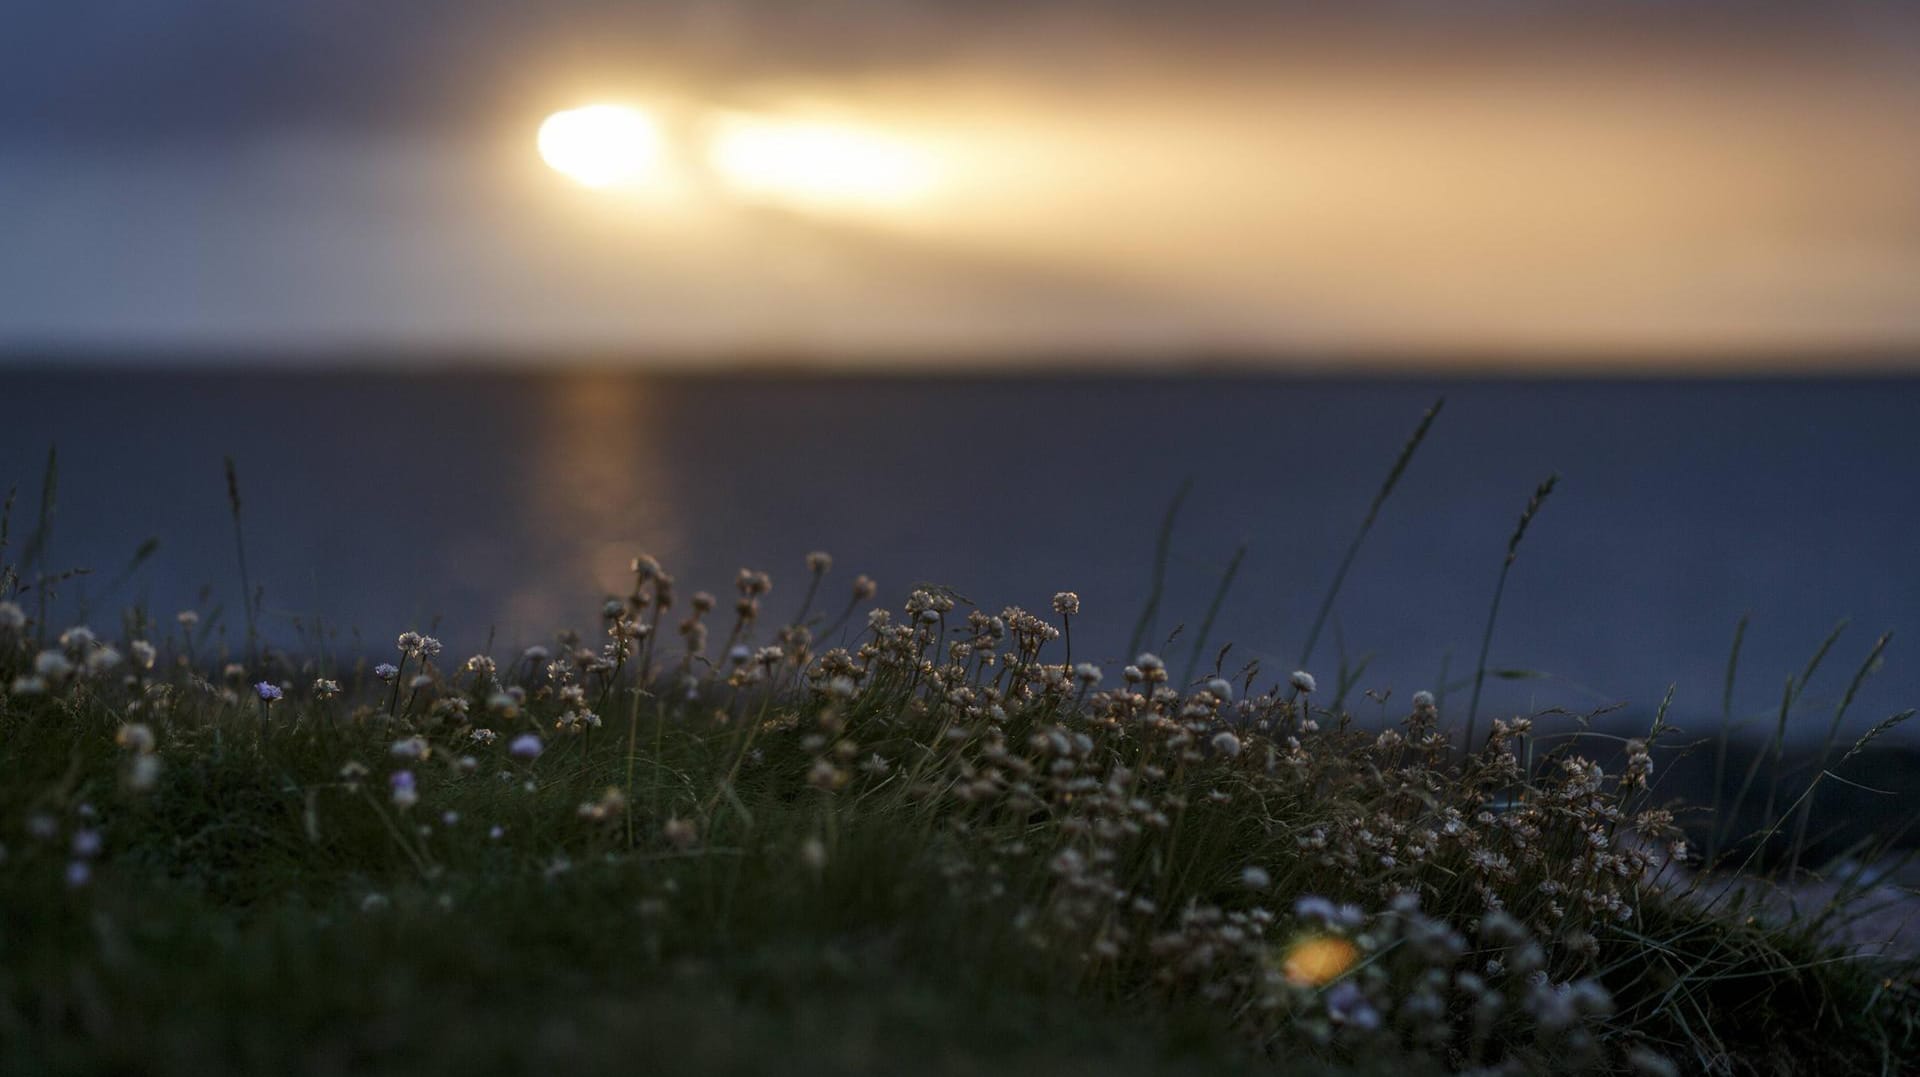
left=509, top=733, right=544, bottom=760
left=373, top=663, right=399, bottom=681
left=389, top=769, right=418, bottom=809
left=255, top=681, right=283, bottom=702
left=1324, top=981, right=1381, bottom=1031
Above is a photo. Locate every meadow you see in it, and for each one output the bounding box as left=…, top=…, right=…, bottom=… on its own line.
left=1, top=429, right=1916, bottom=1077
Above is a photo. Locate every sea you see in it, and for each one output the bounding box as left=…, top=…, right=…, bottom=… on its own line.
left=5, top=368, right=1919, bottom=749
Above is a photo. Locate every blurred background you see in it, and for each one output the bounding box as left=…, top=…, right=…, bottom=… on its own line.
left=4, top=2, right=1920, bottom=749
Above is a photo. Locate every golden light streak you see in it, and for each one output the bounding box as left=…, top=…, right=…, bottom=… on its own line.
left=707, top=114, right=936, bottom=210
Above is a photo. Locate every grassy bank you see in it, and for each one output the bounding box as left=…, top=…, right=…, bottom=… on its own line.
left=1, top=551, right=1915, bottom=1076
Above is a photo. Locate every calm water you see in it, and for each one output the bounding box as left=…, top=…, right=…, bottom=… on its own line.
left=4, top=369, right=1918, bottom=744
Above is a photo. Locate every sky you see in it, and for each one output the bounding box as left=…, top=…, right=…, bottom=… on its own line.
left=3, top=1, right=1920, bottom=367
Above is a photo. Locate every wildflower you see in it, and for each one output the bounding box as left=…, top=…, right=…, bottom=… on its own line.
left=396, top=631, right=423, bottom=655
left=800, top=836, right=829, bottom=871
left=1241, top=865, right=1271, bottom=890
left=26, top=814, right=58, bottom=841
left=58, top=625, right=96, bottom=651
left=488, top=825, right=505, bottom=840
left=65, top=861, right=91, bottom=889
left=1210, top=731, right=1243, bottom=757
left=851, top=575, right=877, bottom=601
left=33, top=650, right=73, bottom=679
left=254, top=681, right=283, bottom=702
left=9, top=676, right=46, bottom=695
left=1290, top=670, right=1317, bottom=694
left=823, top=675, right=858, bottom=701
left=577, top=787, right=627, bottom=822
left=1411, top=689, right=1435, bottom=709
left=390, top=735, right=430, bottom=761
left=1323, top=980, right=1381, bottom=1031
left=389, top=770, right=418, bottom=810
left=313, top=677, right=341, bottom=698
left=1051, top=592, right=1080, bottom=616
left=0, top=601, right=25, bottom=630
left=116, top=723, right=156, bottom=754
left=128, top=754, right=162, bottom=792
left=470, top=728, right=498, bottom=745
left=508, top=733, right=543, bottom=759
left=1204, top=677, right=1234, bottom=702
left=360, top=893, right=390, bottom=912
left=662, top=817, right=699, bottom=850
left=373, top=663, right=399, bottom=682
left=71, top=829, right=102, bottom=859
left=806, top=551, right=833, bottom=574
left=1625, top=738, right=1654, bottom=783
left=128, top=640, right=157, bottom=670
left=84, top=646, right=123, bottom=675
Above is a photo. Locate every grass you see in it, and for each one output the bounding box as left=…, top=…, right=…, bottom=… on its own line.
left=1, top=431, right=1916, bottom=1076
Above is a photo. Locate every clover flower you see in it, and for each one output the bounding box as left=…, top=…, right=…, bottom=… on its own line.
left=1051, top=592, right=1080, bottom=616
left=373, top=663, right=399, bottom=682
left=255, top=681, right=283, bottom=702
left=1211, top=731, right=1243, bottom=757
left=508, top=733, right=543, bottom=760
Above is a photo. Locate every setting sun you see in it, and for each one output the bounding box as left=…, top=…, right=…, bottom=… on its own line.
left=537, top=104, right=662, bottom=188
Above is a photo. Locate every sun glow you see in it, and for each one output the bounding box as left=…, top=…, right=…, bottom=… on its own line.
left=707, top=115, right=935, bottom=209
left=1279, top=935, right=1360, bottom=987
left=538, top=105, right=662, bottom=188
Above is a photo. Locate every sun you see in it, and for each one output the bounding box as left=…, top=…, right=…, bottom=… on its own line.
left=537, top=105, right=662, bottom=188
